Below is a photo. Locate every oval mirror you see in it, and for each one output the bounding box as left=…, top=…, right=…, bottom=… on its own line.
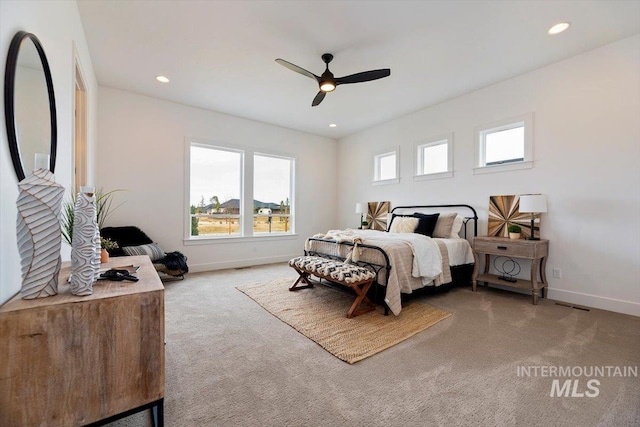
left=4, top=31, right=57, bottom=182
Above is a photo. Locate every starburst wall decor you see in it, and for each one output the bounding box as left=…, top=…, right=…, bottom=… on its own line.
left=488, top=195, right=539, bottom=239
left=366, top=201, right=390, bottom=231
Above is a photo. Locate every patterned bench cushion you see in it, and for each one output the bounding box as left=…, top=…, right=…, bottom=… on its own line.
left=289, top=256, right=375, bottom=284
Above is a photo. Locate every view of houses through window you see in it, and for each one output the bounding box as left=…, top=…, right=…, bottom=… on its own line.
left=189, top=143, right=293, bottom=237
left=253, top=153, right=292, bottom=234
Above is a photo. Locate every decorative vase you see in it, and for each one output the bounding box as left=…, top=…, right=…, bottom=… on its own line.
left=16, top=167, right=64, bottom=299
left=100, top=248, right=109, bottom=263
left=509, top=232, right=521, bottom=240
left=70, top=187, right=100, bottom=296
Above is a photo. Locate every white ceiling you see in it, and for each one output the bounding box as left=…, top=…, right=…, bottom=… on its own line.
left=76, top=0, right=640, bottom=139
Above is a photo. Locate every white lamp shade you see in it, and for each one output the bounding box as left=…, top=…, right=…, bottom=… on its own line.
left=519, top=194, right=547, bottom=213
left=355, top=203, right=366, bottom=214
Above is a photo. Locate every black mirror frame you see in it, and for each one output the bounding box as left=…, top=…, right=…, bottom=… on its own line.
left=4, top=31, right=57, bottom=182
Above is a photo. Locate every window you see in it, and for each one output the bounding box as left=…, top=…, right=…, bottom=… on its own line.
left=187, top=140, right=294, bottom=239
left=475, top=113, right=533, bottom=174
left=414, top=133, right=453, bottom=180
left=373, top=147, right=399, bottom=185
left=253, top=153, right=293, bottom=234
left=189, top=144, right=242, bottom=237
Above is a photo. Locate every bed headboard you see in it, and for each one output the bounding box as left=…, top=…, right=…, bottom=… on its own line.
left=389, top=204, right=478, bottom=239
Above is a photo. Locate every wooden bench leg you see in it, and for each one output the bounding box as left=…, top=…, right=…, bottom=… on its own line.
left=346, top=280, right=376, bottom=318
left=289, top=270, right=314, bottom=291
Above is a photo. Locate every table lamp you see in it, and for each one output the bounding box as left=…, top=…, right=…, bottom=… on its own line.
left=519, top=194, right=547, bottom=240
left=355, top=203, right=366, bottom=228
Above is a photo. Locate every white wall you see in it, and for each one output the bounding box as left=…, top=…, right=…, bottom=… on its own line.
left=337, top=35, right=640, bottom=316
left=97, top=87, right=337, bottom=271
left=0, top=1, right=98, bottom=305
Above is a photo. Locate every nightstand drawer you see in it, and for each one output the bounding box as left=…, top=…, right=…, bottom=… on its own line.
left=473, top=240, right=535, bottom=258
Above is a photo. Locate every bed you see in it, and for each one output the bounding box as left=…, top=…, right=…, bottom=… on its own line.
left=304, top=204, right=478, bottom=315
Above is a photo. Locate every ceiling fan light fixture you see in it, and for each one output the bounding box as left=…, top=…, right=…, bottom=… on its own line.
left=320, top=81, right=336, bottom=92
left=276, top=53, right=390, bottom=106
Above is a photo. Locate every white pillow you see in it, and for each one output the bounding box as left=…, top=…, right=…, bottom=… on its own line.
left=389, top=217, right=419, bottom=233
left=450, top=215, right=464, bottom=238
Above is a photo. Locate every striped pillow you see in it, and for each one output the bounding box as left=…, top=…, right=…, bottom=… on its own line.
left=122, top=243, right=165, bottom=262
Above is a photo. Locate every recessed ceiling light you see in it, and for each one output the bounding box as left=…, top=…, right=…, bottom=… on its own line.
left=548, top=22, right=570, bottom=35
left=155, top=75, right=170, bottom=83
left=329, top=123, right=337, bottom=128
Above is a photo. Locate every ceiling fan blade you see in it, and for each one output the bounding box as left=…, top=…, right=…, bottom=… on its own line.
left=335, top=69, right=390, bottom=85
left=311, top=91, right=326, bottom=107
left=275, top=58, right=319, bottom=82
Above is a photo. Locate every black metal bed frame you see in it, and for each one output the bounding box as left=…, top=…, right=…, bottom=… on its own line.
left=389, top=204, right=479, bottom=239
left=304, top=204, right=479, bottom=313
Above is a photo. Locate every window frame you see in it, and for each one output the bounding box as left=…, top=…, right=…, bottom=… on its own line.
left=474, top=113, right=534, bottom=175
left=184, top=138, right=296, bottom=243
left=413, top=133, right=453, bottom=181
left=372, top=146, right=400, bottom=185
left=252, top=151, right=295, bottom=236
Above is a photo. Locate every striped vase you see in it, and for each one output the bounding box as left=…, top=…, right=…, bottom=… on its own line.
left=16, top=169, right=64, bottom=299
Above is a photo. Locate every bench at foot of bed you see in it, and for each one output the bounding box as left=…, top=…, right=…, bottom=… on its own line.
left=288, top=256, right=377, bottom=318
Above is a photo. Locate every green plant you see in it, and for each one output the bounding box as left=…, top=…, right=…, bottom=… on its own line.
left=61, top=195, right=75, bottom=245
left=100, top=237, right=119, bottom=250
left=508, top=224, right=522, bottom=233
left=190, top=205, right=199, bottom=236
left=61, top=188, right=126, bottom=245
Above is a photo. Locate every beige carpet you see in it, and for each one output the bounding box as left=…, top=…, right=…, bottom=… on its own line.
left=237, top=277, right=452, bottom=364
left=108, top=263, right=640, bottom=427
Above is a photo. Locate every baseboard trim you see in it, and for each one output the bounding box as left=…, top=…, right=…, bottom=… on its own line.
left=188, top=254, right=296, bottom=273
left=547, top=287, right=639, bottom=317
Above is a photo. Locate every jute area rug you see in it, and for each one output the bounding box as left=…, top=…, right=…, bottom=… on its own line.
left=237, top=277, right=452, bottom=364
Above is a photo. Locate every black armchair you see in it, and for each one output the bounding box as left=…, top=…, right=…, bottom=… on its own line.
left=100, top=226, right=188, bottom=278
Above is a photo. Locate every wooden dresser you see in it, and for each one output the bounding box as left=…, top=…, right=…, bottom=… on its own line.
left=0, top=255, right=165, bottom=426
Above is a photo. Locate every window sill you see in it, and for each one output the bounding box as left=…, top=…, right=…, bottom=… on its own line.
left=184, top=234, right=299, bottom=245
left=413, top=171, right=453, bottom=181
left=372, top=177, right=399, bottom=186
left=473, top=160, right=533, bottom=175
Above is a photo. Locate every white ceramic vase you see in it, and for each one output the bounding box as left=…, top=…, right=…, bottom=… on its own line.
left=16, top=169, right=64, bottom=299
left=70, top=187, right=100, bottom=296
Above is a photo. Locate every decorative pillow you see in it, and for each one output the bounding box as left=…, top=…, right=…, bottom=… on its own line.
left=389, top=216, right=419, bottom=233
left=450, top=215, right=464, bottom=238
left=387, top=213, right=414, bottom=231
left=122, top=243, right=166, bottom=262
left=433, top=213, right=457, bottom=238
left=413, top=213, right=440, bottom=237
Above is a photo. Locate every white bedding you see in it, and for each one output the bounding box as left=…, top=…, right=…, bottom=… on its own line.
left=432, top=238, right=475, bottom=267
left=305, top=229, right=474, bottom=316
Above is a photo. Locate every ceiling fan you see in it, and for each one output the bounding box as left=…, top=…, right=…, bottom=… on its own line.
left=275, top=53, right=391, bottom=106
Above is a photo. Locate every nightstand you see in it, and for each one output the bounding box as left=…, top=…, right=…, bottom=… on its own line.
left=472, top=236, right=549, bottom=304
